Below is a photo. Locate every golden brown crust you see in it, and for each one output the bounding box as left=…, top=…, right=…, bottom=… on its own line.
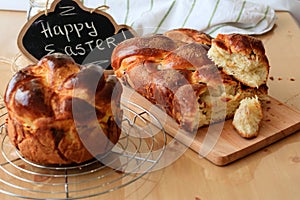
left=111, top=35, right=177, bottom=77
left=160, top=43, right=213, bottom=70
left=111, top=30, right=212, bottom=77
left=213, top=34, right=265, bottom=56
left=208, top=34, right=270, bottom=87
left=163, top=28, right=212, bottom=46
left=111, top=29, right=269, bottom=132
left=4, top=54, right=122, bottom=165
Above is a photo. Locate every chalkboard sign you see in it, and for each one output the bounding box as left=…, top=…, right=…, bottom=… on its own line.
left=17, top=0, right=135, bottom=68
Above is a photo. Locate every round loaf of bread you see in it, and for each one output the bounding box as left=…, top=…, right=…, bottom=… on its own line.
left=4, top=54, right=123, bottom=165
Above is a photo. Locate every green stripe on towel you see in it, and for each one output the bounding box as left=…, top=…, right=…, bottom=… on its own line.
left=124, top=0, right=130, bottom=24
left=131, top=0, right=154, bottom=27
left=182, top=0, right=196, bottom=27
left=149, top=0, right=154, bottom=12
left=236, top=1, right=246, bottom=22
left=246, top=6, right=270, bottom=29
left=207, top=0, right=220, bottom=28
left=154, top=0, right=176, bottom=33
left=208, top=3, right=270, bottom=35
left=241, top=6, right=270, bottom=30
left=209, top=0, right=246, bottom=35
left=208, top=24, right=226, bottom=35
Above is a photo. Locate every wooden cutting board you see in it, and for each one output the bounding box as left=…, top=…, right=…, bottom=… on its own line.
left=121, top=86, right=300, bottom=166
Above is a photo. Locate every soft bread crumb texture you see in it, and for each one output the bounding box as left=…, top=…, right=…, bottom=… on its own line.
left=232, top=96, right=263, bottom=138
left=207, top=34, right=269, bottom=88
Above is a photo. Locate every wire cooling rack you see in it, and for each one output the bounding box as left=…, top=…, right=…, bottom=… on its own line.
left=0, top=98, right=167, bottom=199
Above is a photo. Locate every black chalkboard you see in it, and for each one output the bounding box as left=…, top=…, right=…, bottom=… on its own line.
left=18, top=0, right=135, bottom=68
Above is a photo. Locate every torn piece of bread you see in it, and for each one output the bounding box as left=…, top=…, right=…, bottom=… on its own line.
left=4, top=54, right=123, bottom=165
left=232, top=96, right=263, bottom=138
left=207, top=34, right=270, bottom=88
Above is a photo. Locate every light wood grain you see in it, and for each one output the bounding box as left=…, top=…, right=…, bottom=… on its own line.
left=122, top=85, right=300, bottom=166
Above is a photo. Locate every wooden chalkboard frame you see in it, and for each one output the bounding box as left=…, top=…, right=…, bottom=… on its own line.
left=17, top=0, right=135, bottom=65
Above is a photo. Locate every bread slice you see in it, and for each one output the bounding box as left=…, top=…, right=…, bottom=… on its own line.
left=232, top=96, right=263, bottom=138
left=207, top=34, right=270, bottom=88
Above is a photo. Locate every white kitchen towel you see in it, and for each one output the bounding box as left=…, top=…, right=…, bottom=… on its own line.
left=247, top=0, right=300, bottom=26
left=91, top=0, right=276, bottom=37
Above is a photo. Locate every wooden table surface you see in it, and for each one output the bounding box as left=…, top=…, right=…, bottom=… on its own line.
left=0, top=10, right=300, bottom=200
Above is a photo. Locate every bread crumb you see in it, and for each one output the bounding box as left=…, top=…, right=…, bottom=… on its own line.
left=232, top=96, right=263, bottom=139
left=291, top=156, right=300, bottom=163
left=263, top=148, right=270, bottom=152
